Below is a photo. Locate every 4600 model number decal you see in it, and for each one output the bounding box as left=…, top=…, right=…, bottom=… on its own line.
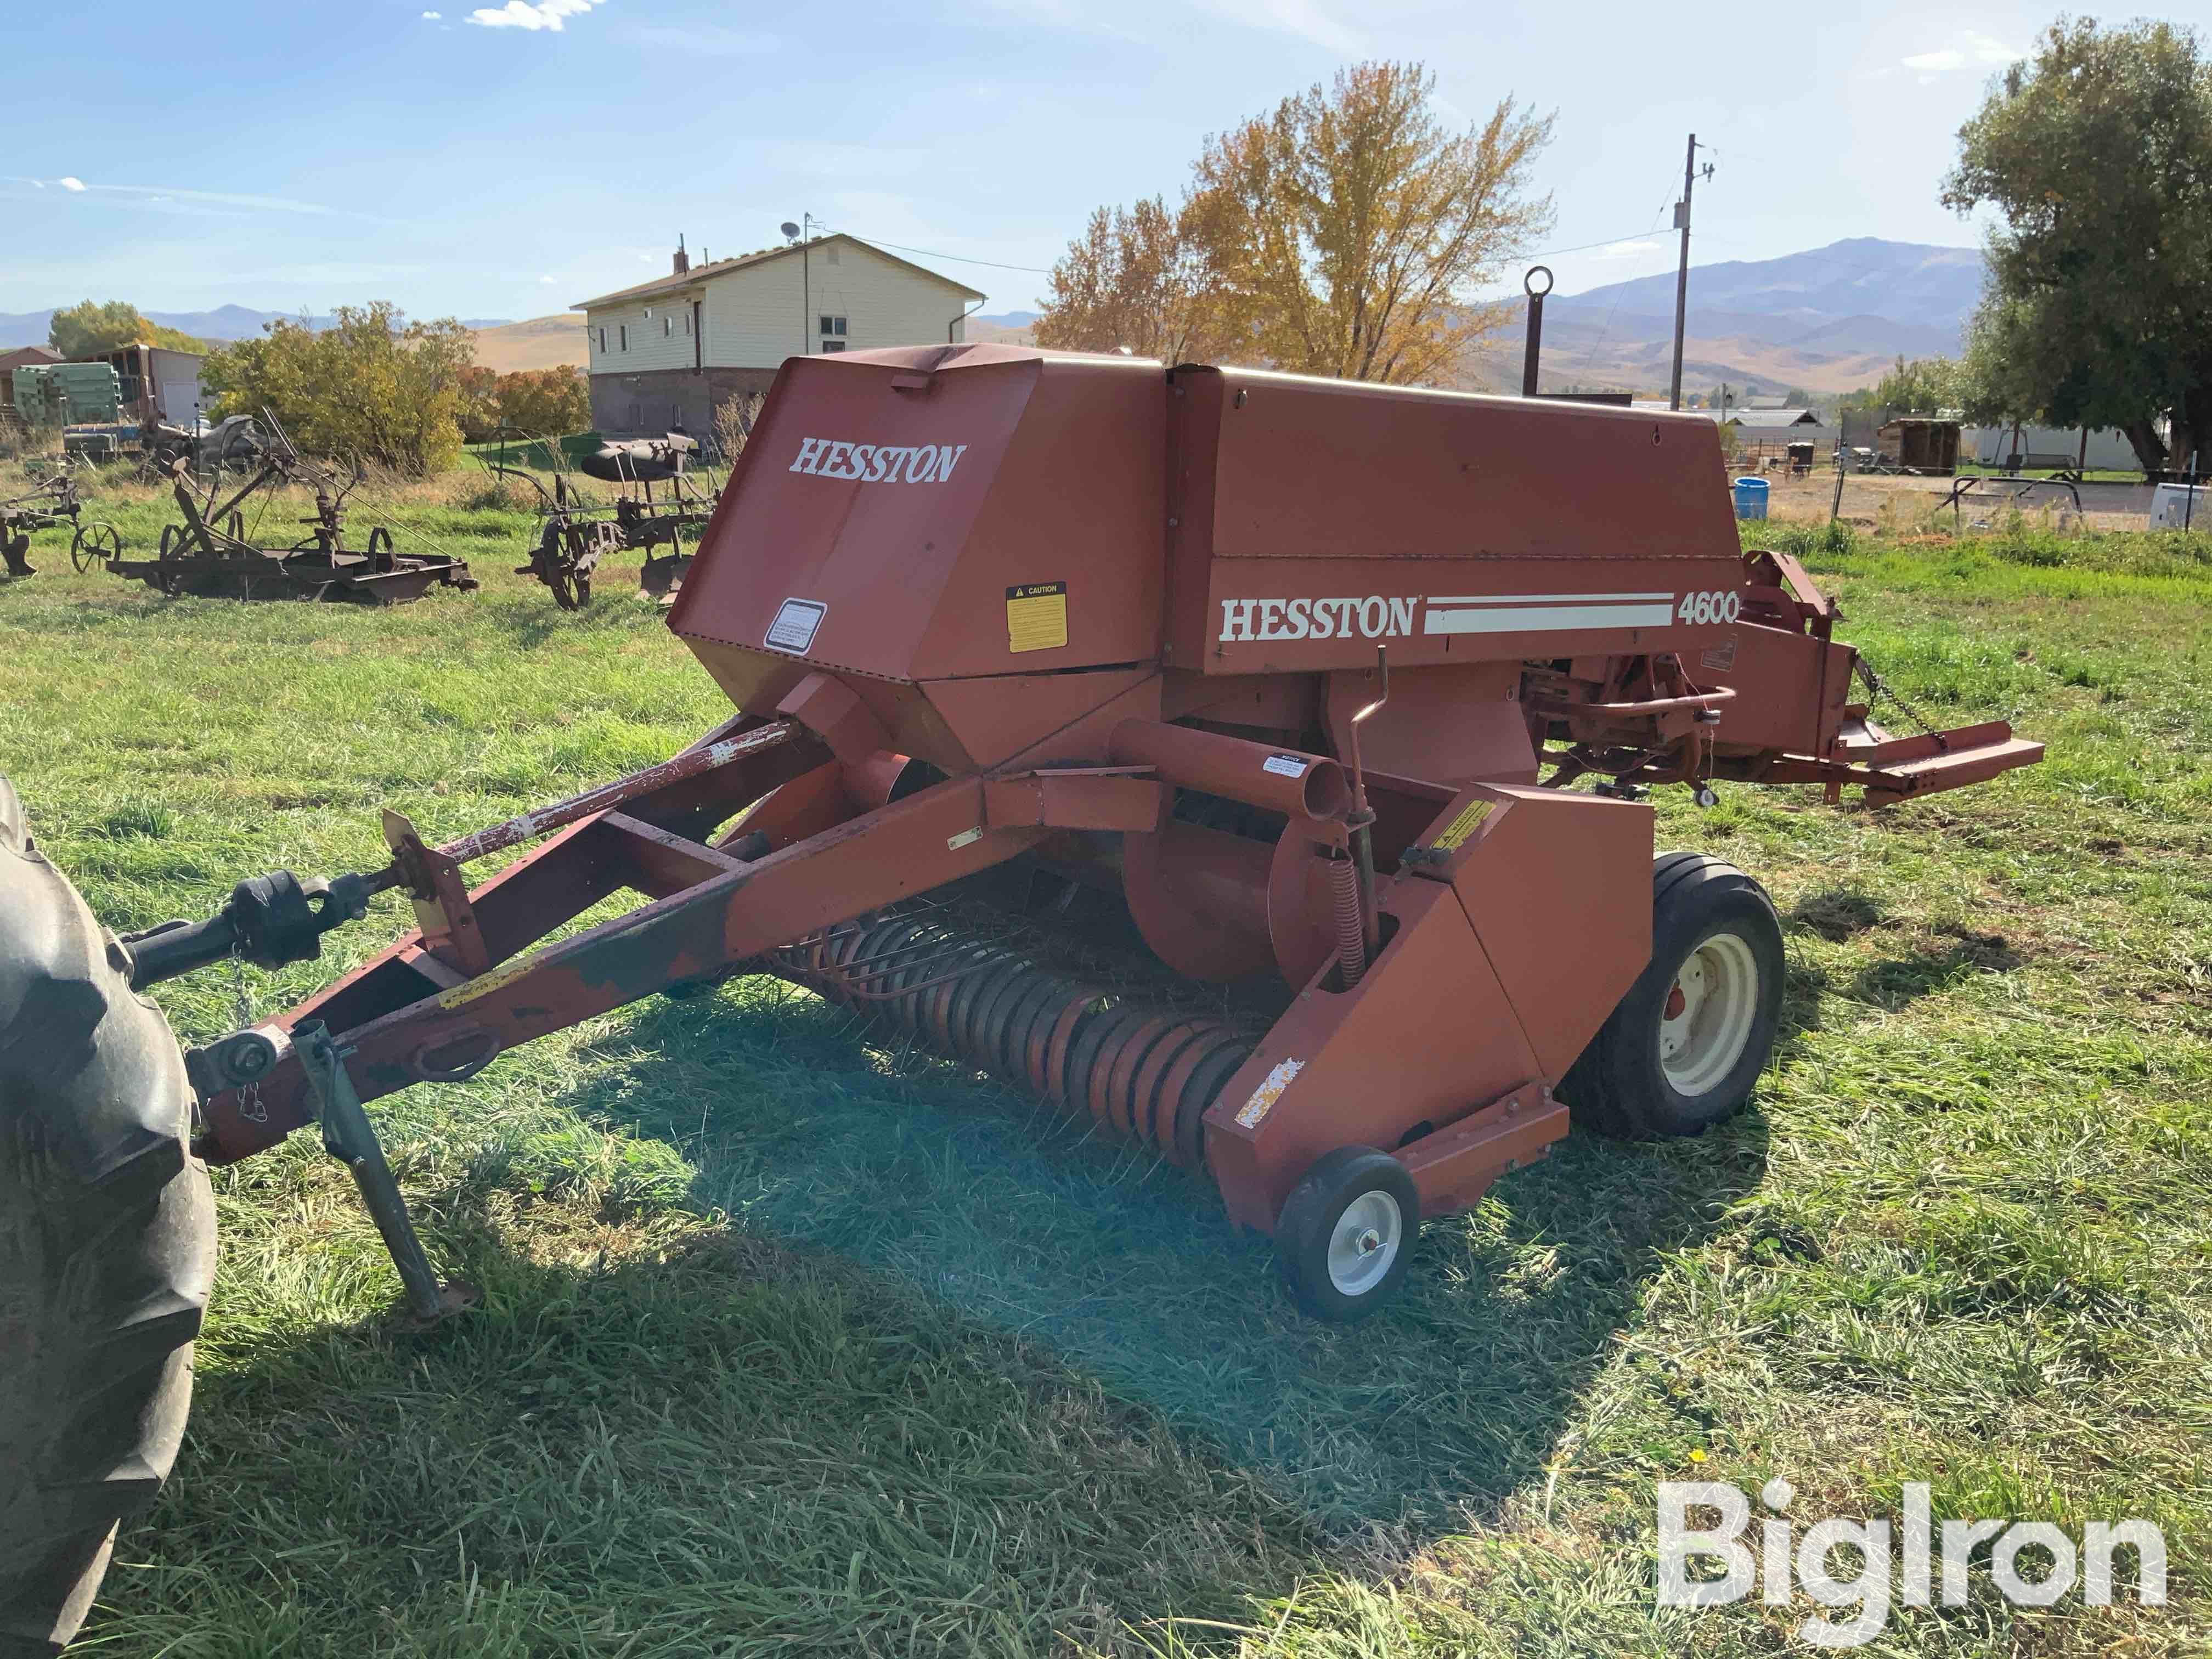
left=1676, top=590, right=1742, bottom=625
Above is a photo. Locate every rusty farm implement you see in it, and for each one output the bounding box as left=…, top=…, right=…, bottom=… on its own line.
left=486, top=432, right=721, bottom=608
left=0, top=470, right=119, bottom=579
left=105, top=417, right=477, bottom=603
left=2, top=345, right=2045, bottom=1649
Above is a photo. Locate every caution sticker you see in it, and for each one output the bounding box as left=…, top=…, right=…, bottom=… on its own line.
left=1261, top=754, right=1309, bottom=779
left=1430, top=797, right=1497, bottom=852
left=1006, top=580, right=1068, bottom=653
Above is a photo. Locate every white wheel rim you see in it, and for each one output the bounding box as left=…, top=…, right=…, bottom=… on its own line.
left=1658, top=930, right=1760, bottom=1097
left=1327, top=1190, right=1403, bottom=1296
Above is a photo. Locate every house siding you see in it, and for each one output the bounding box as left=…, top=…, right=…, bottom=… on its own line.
left=586, top=290, right=704, bottom=377
left=582, top=238, right=975, bottom=438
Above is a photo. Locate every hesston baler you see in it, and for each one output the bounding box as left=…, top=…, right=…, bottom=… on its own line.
left=2, top=344, right=2040, bottom=1649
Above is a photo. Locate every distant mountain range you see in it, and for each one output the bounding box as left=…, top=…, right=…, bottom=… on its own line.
left=1505, top=237, right=1987, bottom=398
left=0, top=241, right=1988, bottom=395
left=0, top=305, right=514, bottom=349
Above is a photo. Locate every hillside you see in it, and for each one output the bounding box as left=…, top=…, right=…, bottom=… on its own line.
left=471, top=313, right=588, bottom=373
left=1486, top=237, right=1988, bottom=398
left=0, top=305, right=515, bottom=350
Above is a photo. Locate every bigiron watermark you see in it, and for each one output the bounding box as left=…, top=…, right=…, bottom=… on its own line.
left=1657, top=1479, right=2166, bottom=1648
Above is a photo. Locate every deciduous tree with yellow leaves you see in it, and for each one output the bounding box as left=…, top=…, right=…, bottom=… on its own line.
left=1037, top=63, right=1553, bottom=384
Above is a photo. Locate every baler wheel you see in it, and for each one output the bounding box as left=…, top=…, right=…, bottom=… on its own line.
left=0, top=778, right=215, bottom=1656
left=1562, top=853, right=1784, bottom=1140
left=1274, top=1147, right=1420, bottom=1322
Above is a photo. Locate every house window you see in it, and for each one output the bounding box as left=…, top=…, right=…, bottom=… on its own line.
left=663, top=315, right=672, bottom=337
left=820, top=341, right=848, bottom=353
left=819, top=315, right=847, bottom=337
left=619, top=324, right=628, bottom=352
left=597, top=326, right=607, bottom=353
left=682, top=310, right=691, bottom=335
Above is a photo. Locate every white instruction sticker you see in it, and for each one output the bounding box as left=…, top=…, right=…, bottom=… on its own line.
left=764, top=598, right=827, bottom=654
left=947, top=827, right=983, bottom=851
left=1261, top=754, right=1309, bottom=779
left=1235, top=1058, right=1304, bottom=1128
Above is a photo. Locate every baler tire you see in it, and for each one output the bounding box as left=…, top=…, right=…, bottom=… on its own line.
left=1274, top=1147, right=1419, bottom=1322
left=1562, top=853, right=1782, bottom=1141
left=0, top=777, right=214, bottom=1657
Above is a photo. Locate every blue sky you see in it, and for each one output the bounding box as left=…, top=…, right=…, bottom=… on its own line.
left=0, top=0, right=2146, bottom=321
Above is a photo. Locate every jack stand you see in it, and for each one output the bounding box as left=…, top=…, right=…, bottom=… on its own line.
left=295, top=1019, right=476, bottom=1327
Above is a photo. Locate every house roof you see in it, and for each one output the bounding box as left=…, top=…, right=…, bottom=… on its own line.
left=0, top=345, right=63, bottom=371
left=1722, top=408, right=1821, bottom=431
left=574, top=234, right=986, bottom=312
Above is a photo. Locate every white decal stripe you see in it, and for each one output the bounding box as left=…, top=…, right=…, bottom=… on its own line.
left=1425, top=601, right=1675, bottom=635
left=1425, top=591, right=1673, bottom=605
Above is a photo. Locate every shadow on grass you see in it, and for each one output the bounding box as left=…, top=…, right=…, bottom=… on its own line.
left=550, top=977, right=1770, bottom=1533
left=1849, top=926, right=2024, bottom=1010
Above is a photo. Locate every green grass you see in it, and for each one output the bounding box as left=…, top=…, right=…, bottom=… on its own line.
left=4, top=469, right=2209, bottom=1655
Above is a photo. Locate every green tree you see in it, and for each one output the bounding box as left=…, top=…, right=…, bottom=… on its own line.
left=47, top=300, right=205, bottom=357
left=1943, top=17, right=2212, bottom=472
left=1870, top=355, right=1962, bottom=413
left=200, top=303, right=473, bottom=475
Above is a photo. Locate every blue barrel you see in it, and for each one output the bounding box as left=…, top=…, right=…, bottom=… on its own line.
left=1732, top=476, right=1769, bottom=521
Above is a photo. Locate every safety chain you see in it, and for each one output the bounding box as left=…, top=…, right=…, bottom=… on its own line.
left=228, top=942, right=266, bottom=1123
left=1853, top=656, right=1941, bottom=738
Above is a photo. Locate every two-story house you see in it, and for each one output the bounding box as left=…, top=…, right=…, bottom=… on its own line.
left=575, top=234, right=986, bottom=439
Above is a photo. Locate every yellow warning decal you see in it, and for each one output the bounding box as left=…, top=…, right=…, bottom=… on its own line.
left=436, top=950, right=543, bottom=1009
left=1430, top=797, right=1496, bottom=852
left=1006, top=581, right=1068, bottom=653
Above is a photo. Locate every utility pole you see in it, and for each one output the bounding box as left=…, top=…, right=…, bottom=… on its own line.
left=1668, top=133, right=1714, bottom=411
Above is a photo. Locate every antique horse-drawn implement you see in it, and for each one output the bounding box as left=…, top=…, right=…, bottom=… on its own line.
left=4, top=345, right=2045, bottom=1650
left=105, top=420, right=477, bottom=602
left=0, top=470, right=119, bottom=578
left=490, top=433, right=721, bottom=607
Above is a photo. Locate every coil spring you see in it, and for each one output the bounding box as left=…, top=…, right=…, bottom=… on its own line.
left=1326, top=854, right=1367, bottom=990
left=776, top=917, right=1252, bottom=1170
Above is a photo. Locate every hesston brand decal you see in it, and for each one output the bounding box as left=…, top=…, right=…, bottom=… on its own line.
left=789, top=436, right=969, bottom=483
left=1218, top=590, right=1732, bottom=643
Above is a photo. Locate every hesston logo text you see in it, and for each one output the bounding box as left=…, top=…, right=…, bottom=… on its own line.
left=1218, top=596, right=1418, bottom=642
left=789, top=437, right=969, bottom=483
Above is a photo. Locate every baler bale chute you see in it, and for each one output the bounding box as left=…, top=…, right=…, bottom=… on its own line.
left=1, top=343, right=2043, bottom=1650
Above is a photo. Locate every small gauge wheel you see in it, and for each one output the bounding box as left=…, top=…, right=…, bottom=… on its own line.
left=366, top=526, right=396, bottom=572
left=549, top=564, right=589, bottom=610
left=70, top=521, right=121, bottom=572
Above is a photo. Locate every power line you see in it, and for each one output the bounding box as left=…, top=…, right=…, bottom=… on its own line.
left=827, top=232, right=1054, bottom=275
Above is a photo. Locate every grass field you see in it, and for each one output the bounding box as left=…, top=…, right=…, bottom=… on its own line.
left=4, top=466, right=2209, bottom=1656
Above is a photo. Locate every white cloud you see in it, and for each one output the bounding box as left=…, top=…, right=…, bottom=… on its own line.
left=467, top=0, right=597, bottom=30
left=422, top=9, right=441, bottom=16
left=1900, top=30, right=2023, bottom=76
left=539, top=274, right=557, bottom=283
left=58, top=177, right=86, bottom=192
left=1596, top=239, right=1662, bottom=259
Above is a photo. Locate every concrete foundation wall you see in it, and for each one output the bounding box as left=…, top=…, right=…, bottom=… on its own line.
left=588, top=365, right=780, bottom=440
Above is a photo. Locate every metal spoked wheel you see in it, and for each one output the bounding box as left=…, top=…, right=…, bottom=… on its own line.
left=69, top=521, right=121, bottom=573
left=1658, top=931, right=1760, bottom=1097
left=365, top=526, right=395, bottom=572
left=1274, top=1146, right=1421, bottom=1322
left=548, top=561, right=589, bottom=610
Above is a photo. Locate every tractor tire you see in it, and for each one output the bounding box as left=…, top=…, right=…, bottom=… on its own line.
left=0, top=777, right=213, bottom=1656
left=1562, top=852, right=1784, bottom=1141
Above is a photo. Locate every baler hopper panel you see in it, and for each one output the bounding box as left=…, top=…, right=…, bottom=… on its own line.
left=670, top=345, right=1167, bottom=698
left=1165, top=366, right=1752, bottom=675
